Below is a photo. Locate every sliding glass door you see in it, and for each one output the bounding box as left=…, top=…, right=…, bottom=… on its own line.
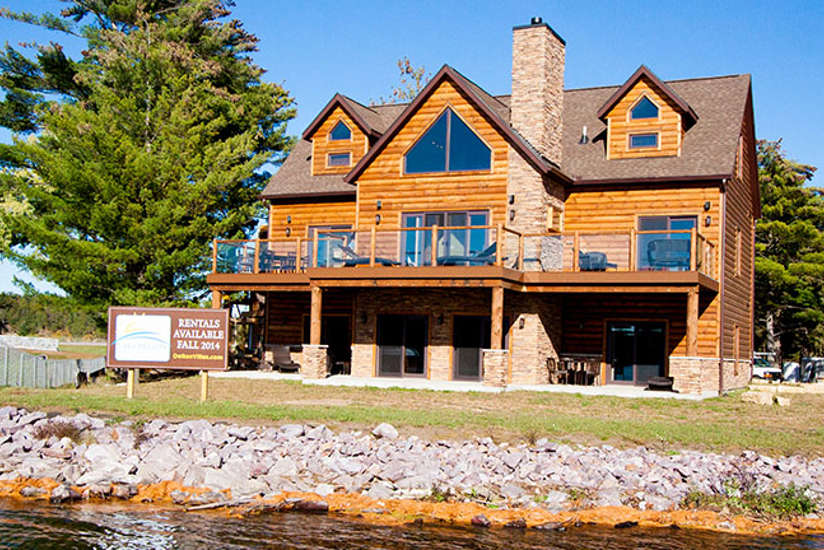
left=377, top=315, right=428, bottom=377
left=606, top=322, right=666, bottom=385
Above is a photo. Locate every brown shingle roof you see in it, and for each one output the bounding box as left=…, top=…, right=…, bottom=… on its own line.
left=262, top=72, right=751, bottom=199
left=260, top=140, right=355, bottom=200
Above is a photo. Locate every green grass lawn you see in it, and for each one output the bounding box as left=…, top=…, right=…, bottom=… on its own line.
left=1, top=377, right=821, bottom=456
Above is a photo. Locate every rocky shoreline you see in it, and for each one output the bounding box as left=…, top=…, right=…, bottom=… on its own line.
left=0, top=406, right=822, bottom=533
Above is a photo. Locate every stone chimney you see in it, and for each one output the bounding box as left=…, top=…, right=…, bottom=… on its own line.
left=510, top=17, right=565, bottom=165
left=507, top=17, right=566, bottom=268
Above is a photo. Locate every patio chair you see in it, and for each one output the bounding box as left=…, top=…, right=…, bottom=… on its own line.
left=578, top=251, right=617, bottom=271
left=647, top=239, right=691, bottom=270
left=336, top=245, right=399, bottom=267
left=438, top=242, right=497, bottom=266
left=271, top=345, right=300, bottom=372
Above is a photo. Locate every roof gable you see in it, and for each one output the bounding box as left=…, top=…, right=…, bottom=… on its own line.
left=302, top=93, right=384, bottom=141
left=596, top=65, right=698, bottom=126
left=344, top=64, right=571, bottom=184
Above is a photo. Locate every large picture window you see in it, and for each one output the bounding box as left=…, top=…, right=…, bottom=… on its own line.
left=404, top=108, right=491, bottom=174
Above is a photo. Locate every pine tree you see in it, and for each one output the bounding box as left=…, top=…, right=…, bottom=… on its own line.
left=0, top=1, right=295, bottom=306
left=754, top=140, right=823, bottom=364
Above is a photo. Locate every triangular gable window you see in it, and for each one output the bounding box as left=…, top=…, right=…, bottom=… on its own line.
left=631, top=96, right=659, bottom=120
left=329, top=120, right=351, bottom=141
left=404, top=108, right=491, bottom=174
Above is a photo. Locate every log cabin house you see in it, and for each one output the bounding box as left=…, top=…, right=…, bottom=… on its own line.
left=207, top=18, right=758, bottom=394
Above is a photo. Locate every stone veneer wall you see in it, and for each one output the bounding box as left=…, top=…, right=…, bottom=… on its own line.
left=350, top=289, right=492, bottom=380
left=350, top=288, right=561, bottom=386
left=301, top=344, right=329, bottom=379
left=482, top=349, right=508, bottom=387
left=506, top=292, right=561, bottom=385
left=669, top=356, right=753, bottom=394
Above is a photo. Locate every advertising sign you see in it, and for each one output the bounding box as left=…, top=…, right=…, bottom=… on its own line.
left=107, top=307, right=229, bottom=370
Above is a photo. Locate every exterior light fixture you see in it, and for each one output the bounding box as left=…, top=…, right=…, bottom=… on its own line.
left=705, top=216, right=712, bottom=227
left=509, top=209, right=515, bottom=222
left=508, top=194, right=515, bottom=205
left=519, top=317, right=525, bottom=329
left=703, top=201, right=711, bottom=211
left=285, top=227, right=291, bottom=237
left=376, top=200, right=382, bottom=210
left=375, top=214, right=381, bottom=225
left=287, top=215, right=292, bottom=223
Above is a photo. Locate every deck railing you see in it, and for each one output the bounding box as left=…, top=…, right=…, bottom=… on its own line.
left=212, top=225, right=715, bottom=278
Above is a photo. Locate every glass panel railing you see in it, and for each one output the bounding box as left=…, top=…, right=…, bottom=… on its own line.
left=435, top=227, right=495, bottom=266
left=257, top=240, right=301, bottom=272
left=578, top=233, right=630, bottom=271
left=215, top=241, right=256, bottom=273
left=636, top=231, right=693, bottom=272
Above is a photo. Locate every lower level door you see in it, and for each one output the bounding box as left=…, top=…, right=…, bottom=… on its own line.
left=606, top=321, right=666, bottom=385
left=453, top=316, right=491, bottom=380
left=377, top=315, right=428, bottom=377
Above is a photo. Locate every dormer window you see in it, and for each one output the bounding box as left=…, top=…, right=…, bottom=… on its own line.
left=404, top=108, right=491, bottom=174
left=629, top=133, right=659, bottom=149
left=630, top=96, right=659, bottom=120
left=329, top=121, right=351, bottom=141
left=328, top=152, right=351, bottom=167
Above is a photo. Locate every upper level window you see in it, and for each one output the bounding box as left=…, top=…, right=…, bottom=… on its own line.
left=629, top=133, right=658, bottom=149
left=329, top=121, right=351, bottom=141
left=630, top=96, right=659, bottom=119
left=404, top=108, right=491, bottom=174
left=327, top=152, right=351, bottom=167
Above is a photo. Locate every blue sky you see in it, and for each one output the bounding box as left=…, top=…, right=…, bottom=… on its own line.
left=1, top=0, right=822, bottom=294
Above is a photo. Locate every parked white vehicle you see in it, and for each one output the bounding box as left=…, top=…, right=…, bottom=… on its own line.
left=752, top=354, right=782, bottom=381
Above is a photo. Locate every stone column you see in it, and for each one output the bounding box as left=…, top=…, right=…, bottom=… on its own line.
left=482, top=349, right=509, bottom=388
left=301, top=344, right=329, bottom=379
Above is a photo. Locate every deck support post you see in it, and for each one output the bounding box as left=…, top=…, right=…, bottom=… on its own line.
left=211, top=290, right=222, bottom=309
left=491, top=286, right=504, bottom=349
left=310, top=286, right=323, bottom=345
left=687, top=286, right=699, bottom=356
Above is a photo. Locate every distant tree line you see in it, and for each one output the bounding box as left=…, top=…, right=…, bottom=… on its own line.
left=0, top=290, right=104, bottom=339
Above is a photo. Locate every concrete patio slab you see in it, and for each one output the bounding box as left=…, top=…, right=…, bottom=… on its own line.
left=208, top=370, right=718, bottom=399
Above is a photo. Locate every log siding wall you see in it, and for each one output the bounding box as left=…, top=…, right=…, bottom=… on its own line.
left=268, top=199, right=357, bottom=240
left=721, top=92, right=757, bottom=362
left=564, top=183, right=721, bottom=357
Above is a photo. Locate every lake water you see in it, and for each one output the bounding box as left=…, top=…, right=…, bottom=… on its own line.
left=1, top=500, right=823, bottom=549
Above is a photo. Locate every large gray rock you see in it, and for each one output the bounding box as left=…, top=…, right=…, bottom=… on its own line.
left=280, top=424, right=305, bottom=438
left=372, top=423, right=399, bottom=440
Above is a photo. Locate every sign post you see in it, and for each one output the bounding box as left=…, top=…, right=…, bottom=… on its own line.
left=107, top=307, right=229, bottom=400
